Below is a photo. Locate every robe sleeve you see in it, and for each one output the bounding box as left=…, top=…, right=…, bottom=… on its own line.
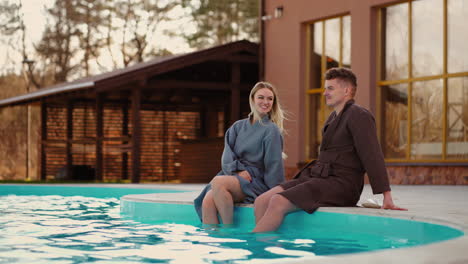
left=348, top=109, right=391, bottom=194
left=262, top=126, right=285, bottom=189
left=220, top=123, right=246, bottom=174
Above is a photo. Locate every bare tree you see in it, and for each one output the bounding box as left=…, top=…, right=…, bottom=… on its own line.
left=3, top=0, right=182, bottom=85
left=35, top=0, right=81, bottom=83
left=0, top=0, right=21, bottom=36
left=74, top=0, right=111, bottom=76
left=110, top=0, right=179, bottom=67
left=0, top=0, right=22, bottom=74
left=0, top=0, right=43, bottom=88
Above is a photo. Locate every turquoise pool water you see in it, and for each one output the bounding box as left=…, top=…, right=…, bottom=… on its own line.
left=121, top=200, right=464, bottom=255
left=0, top=184, right=185, bottom=198
left=0, top=185, right=464, bottom=264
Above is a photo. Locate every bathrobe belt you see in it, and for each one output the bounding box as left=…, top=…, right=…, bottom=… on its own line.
left=295, top=145, right=356, bottom=179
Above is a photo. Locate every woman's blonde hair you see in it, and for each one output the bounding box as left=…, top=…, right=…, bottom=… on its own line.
left=249, top=81, right=285, bottom=134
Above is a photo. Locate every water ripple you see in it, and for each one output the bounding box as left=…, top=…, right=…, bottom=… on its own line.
left=0, top=194, right=414, bottom=263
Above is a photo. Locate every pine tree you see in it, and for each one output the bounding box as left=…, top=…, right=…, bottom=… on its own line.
left=182, top=0, right=259, bottom=49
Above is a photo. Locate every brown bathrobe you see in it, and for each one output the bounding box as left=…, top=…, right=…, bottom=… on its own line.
left=280, top=99, right=391, bottom=213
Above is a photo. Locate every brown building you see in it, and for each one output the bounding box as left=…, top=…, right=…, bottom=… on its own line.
left=0, top=41, right=258, bottom=183
left=261, top=0, right=467, bottom=184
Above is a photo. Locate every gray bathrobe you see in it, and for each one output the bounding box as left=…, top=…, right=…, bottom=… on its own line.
left=194, top=115, right=285, bottom=221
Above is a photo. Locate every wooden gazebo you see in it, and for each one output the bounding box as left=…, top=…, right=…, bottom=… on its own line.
left=0, top=40, right=259, bottom=183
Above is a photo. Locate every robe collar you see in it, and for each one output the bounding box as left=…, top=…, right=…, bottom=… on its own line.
left=320, top=99, right=355, bottom=150
left=249, top=113, right=271, bottom=125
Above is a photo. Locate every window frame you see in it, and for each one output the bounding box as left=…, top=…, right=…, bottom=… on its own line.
left=377, top=0, right=468, bottom=163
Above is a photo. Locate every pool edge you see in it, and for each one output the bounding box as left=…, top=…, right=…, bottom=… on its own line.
left=121, top=191, right=468, bottom=264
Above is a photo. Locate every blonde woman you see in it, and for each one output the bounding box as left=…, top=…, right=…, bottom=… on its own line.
left=194, top=82, right=286, bottom=225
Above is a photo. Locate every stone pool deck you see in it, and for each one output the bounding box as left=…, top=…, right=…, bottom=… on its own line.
left=120, top=184, right=468, bottom=264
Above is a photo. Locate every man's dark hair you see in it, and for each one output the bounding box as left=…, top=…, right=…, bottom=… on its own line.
left=325, top=67, right=357, bottom=88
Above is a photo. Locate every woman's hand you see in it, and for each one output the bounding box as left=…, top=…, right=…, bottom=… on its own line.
left=238, top=170, right=252, bottom=182
left=382, top=191, right=408, bottom=211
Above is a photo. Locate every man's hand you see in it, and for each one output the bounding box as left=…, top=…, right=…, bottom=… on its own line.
left=238, top=170, right=252, bottom=182
left=382, top=191, right=408, bottom=211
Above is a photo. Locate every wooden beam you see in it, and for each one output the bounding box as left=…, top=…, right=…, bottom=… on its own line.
left=122, top=101, right=129, bottom=180
left=162, top=110, right=168, bottom=181
left=95, top=93, right=104, bottom=181
left=199, top=105, right=207, bottom=138
left=148, top=80, right=252, bottom=91
left=206, top=104, right=219, bottom=137
left=97, top=79, right=252, bottom=94
left=230, top=62, right=241, bottom=124
left=40, top=100, right=47, bottom=180
left=222, top=54, right=258, bottom=63
left=131, top=87, right=142, bottom=183
left=66, top=101, right=73, bottom=179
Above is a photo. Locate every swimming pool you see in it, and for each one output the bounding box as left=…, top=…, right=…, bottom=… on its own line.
left=121, top=199, right=464, bottom=254
left=0, top=184, right=464, bottom=263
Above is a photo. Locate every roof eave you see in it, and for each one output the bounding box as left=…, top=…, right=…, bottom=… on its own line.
left=0, top=81, right=95, bottom=107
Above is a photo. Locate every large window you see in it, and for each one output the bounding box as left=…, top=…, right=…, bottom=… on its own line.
left=305, top=15, right=351, bottom=160
left=379, top=0, right=468, bottom=162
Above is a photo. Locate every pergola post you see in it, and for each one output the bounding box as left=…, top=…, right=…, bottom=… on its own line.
left=162, top=109, right=168, bottom=181
left=131, top=87, right=142, bottom=183
left=95, top=93, right=103, bottom=181
left=40, top=100, right=47, bottom=180
left=230, top=62, right=241, bottom=124
left=122, top=100, right=129, bottom=180
left=200, top=104, right=218, bottom=138
left=66, top=101, right=73, bottom=179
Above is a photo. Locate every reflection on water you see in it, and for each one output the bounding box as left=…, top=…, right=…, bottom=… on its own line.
left=0, top=195, right=413, bottom=264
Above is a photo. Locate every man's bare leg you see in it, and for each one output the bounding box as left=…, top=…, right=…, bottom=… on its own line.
left=253, top=194, right=297, bottom=233
left=201, top=190, right=219, bottom=224
left=211, top=176, right=246, bottom=225
left=254, top=186, right=284, bottom=224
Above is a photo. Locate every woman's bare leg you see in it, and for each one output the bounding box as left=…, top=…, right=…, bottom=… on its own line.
left=201, top=190, right=219, bottom=224
left=210, top=176, right=245, bottom=225
left=254, top=186, right=284, bottom=224
left=253, top=194, right=297, bottom=233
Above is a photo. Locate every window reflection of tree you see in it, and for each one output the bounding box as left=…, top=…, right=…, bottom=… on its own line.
left=383, top=85, right=407, bottom=158
left=412, top=98, right=442, bottom=141
left=447, top=78, right=468, bottom=159
left=411, top=81, right=443, bottom=159
left=412, top=0, right=444, bottom=78
left=384, top=4, right=408, bottom=81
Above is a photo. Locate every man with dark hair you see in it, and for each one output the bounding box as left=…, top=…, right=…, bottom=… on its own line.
left=253, top=67, right=406, bottom=233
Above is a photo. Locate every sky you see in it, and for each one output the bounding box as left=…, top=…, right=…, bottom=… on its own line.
left=21, top=0, right=54, bottom=44
left=22, top=0, right=194, bottom=52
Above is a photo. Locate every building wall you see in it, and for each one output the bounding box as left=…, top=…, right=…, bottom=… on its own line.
left=264, top=0, right=383, bottom=168
left=263, top=0, right=468, bottom=183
